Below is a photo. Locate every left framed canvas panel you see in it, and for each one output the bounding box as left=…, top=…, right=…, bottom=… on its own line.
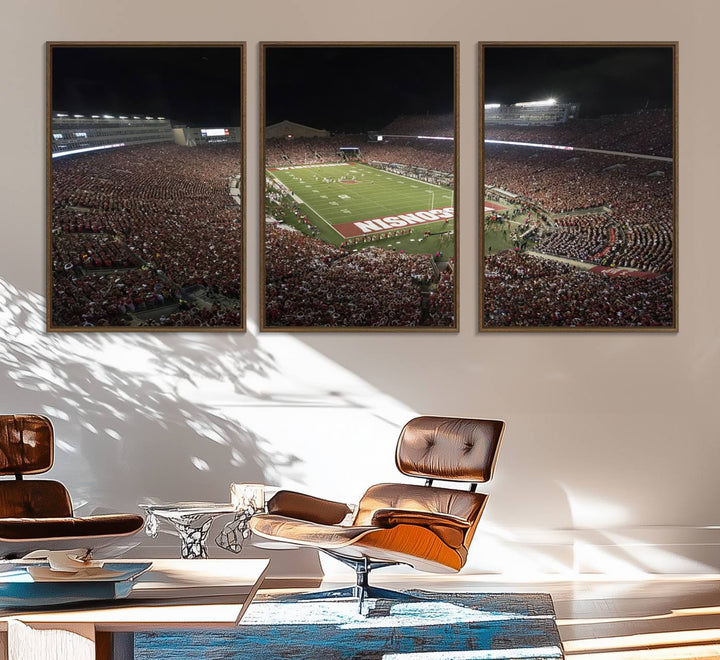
left=261, top=43, right=458, bottom=331
left=47, top=43, right=246, bottom=331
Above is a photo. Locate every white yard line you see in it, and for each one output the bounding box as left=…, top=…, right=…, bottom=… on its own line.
left=267, top=169, right=345, bottom=239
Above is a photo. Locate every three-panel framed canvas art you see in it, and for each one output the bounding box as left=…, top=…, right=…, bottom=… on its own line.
left=47, top=41, right=676, bottom=332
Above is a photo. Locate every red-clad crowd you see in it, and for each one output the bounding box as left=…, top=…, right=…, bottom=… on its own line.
left=264, top=225, right=448, bottom=328
left=52, top=268, right=179, bottom=327
left=381, top=114, right=455, bottom=138
left=51, top=143, right=243, bottom=327
left=483, top=251, right=673, bottom=328
left=486, top=144, right=673, bottom=274
left=138, top=304, right=245, bottom=328
left=485, top=109, right=672, bottom=157
left=265, top=136, right=454, bottom=174
left=427, top=266, right=455, bottom=327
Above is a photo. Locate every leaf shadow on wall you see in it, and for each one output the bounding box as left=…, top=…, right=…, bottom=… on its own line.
left=0, top=278, right=296, bottom=513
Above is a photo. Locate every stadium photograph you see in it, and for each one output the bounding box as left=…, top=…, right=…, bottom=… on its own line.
left=48, top=44, right=244, bottom=330
left=262, top=44, right=457, bottom=330
left=481, top=44, right=676, bottom=330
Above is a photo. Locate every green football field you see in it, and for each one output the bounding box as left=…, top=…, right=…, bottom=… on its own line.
left=267, top=163, right=455, bottom=258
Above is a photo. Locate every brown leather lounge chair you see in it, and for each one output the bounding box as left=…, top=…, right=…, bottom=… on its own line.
left=0, top=414, right=145, bottom=559
left=250, top=416, right=505, bottom=608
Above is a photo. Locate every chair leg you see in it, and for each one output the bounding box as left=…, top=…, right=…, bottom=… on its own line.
left=270, top=556, right=423, bottom=614
left=354, top=558, right=369, bottom=610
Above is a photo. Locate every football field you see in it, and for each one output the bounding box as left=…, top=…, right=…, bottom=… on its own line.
left=267, top=163, right=455, bottom=257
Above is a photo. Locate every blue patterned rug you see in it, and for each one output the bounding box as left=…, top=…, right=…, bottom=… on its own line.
left=136, top=590, right=563, bottom=659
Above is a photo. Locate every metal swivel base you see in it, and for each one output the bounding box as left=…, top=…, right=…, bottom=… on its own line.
left=275, top=553, right=424, bottom=614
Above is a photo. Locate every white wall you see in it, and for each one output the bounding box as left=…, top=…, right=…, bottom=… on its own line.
left=1, top=0, right=718, bottom=578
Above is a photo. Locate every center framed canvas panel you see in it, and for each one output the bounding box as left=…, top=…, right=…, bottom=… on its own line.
left=261, top=43, right=458, bottom=331
left=47, top=43, right=245, bottom=331
left=480, top=43, right=677, bottom=331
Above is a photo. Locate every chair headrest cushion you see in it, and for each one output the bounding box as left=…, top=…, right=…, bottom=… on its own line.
left=396, top=416, right=504, bottom=482
left=0, top=415, right=54, bottom=475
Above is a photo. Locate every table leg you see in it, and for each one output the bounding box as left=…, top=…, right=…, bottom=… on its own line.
left=215, top=506, right=255, bottom=553
left=170, top=518, right=213, bottom=559
left=96, top=631, right=134, bottom=660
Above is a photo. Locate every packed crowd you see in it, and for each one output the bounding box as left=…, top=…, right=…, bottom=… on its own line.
left=381, top=113, right=455, bottom=138
left=51, top=143, right=243, bottom=327
left=368, top=160, right=453, bottom=187
left=264, top=225, right=449, bottom=327
left=265, top=136, right=366, bottom=167
left=485, top=109, right=672, bottom=157
left=52, top=268, right=179, bottom=327
left=427, top=266, right=455, bottom=327
left=483, top=251, right=673, bottom=327
left=486, top=144, right=673, bottom=272
left=534, top=212, right=673, bottom=273
left=52, top=233, right=139, bottom=272
left=265, top=135, right=454, bottom=174
left=485, top=145, right=672, bottom=218
left=363, top=139, right=453, bottom=174
left=137, top=304, right=245, bottom=328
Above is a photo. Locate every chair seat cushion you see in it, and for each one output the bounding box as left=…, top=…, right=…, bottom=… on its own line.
left=0, top=514, right=145, bottom=541
left=250, top=514, right=374, bottom=549
left=250, top=513, right=465, bottom=572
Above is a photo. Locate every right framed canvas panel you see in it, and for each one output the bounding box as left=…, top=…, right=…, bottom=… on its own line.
left=480, top=43, right=677, bottom=331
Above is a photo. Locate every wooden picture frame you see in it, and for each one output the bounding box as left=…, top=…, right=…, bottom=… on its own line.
left=260, top=42, right=459, bottom=331
left=47, top=42, right=246, bottom=331
left=479, top=43, right=677, bottom=331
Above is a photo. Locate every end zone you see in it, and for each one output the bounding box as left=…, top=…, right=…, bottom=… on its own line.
left=333, top=206, right=454, bottom=238
left=485, top=200, right=509, bottom=214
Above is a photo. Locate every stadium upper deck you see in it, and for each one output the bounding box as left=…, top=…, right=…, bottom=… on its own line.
left=485, top=100, right=580, bottom=126
left=485, top=108, right=672, bottom=158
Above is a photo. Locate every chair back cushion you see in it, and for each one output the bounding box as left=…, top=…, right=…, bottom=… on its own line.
left=0, top=480, right=73, bottom=518
left=0, top=415, right=54, bottom=476
left=396, top=416, right=504, bottom=482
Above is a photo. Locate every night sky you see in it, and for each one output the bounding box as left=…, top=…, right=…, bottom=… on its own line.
left=264, top=46, right=455, bottom=133
left=52, top=46, right=243, bottom=127
left=483, top=46, right=674, bottom=118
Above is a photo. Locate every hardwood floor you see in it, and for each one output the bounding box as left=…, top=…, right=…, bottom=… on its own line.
left=271, top=573, right=720, bottom=659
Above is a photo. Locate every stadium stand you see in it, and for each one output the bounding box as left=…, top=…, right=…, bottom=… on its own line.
left=51, top=142, right=242, bottom=327
left=485, top=109, right=672, bottom=157
left=483, top=252, right=673, bottom=327
left=379, top=113, right=454, bottom=138
left=264, top=224, right=450, bottom=328
left=485, top=144, right=673, bottom=271
left=483, top=107, right=674, bottom=328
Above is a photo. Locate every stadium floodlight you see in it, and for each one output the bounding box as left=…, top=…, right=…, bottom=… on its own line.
left=484, top=103, right=501, bottom=109
left=119, top=115, right=128, bottom=119
left=103, top=114, right=115, bottom=119
left=133, top=116, right=141, bottom=119
left=91, top=115, right=100, bottom=119
left=513, top=98, right=557, bottom=107
left=157, top=117, right=166, bottom=120
left=145, top=116, right=154, bottom=120
left=73, top=114, right=84, bottom=118
left=56, top=113, right=68, bottom=118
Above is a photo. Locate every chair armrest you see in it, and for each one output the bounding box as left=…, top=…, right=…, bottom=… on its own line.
left=371, top=509, right=471, bottom=529
left=371, top=509, right=471, bottom=548
left=267, top=490, right=353, bottom=525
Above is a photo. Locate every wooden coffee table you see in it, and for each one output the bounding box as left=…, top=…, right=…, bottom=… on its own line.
left=0, top=558, right=269, bottom=660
